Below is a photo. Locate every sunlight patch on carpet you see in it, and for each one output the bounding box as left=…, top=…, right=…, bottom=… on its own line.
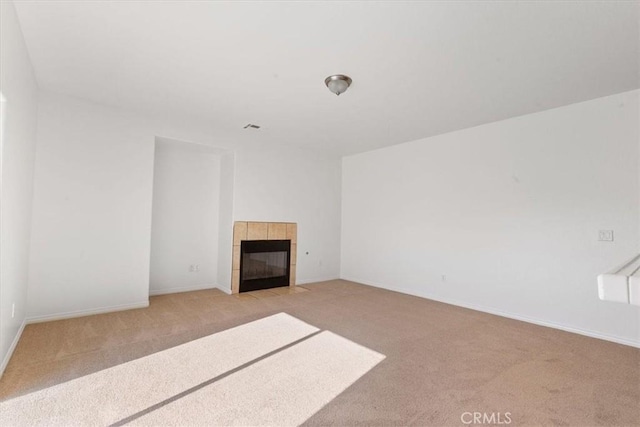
left=0, top=313, right=318, bottom=426
left=132, top=331, right=385, bottom=426
left=0, top=313, right=385, bottom=426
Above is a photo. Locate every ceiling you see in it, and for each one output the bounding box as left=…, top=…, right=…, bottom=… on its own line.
left=13, top=0, right=640, bottom=156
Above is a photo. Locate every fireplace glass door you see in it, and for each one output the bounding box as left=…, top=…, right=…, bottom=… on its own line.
left=240, top=240, right=291, bottom=292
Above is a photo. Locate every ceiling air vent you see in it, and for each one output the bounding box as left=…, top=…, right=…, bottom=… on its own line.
left=243, top=124, right=260, bottom=129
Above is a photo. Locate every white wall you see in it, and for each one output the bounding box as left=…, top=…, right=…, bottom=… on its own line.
left=342, top=90, right=640, bottom=346
left=27, top=94, right=155, bottom=320
left=149, top=138, right=221, bottom=295
left=27, top=91, right=342, bottom=318
left=233, top=146, right=342, bottom=285
left=216, top=150, right=235, bottom=292
left=0, top=0, right=39, bottom=374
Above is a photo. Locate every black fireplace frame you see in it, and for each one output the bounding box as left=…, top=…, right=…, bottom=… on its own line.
left=239, top=239, right=291, bottom=293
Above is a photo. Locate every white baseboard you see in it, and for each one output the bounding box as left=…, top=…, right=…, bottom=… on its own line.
left=0, top=319, right=26, bottom=379
left=341, top=276, right=640, bottom=349
left=297, top=276, right=340, bottom=285
left=26, top=300, right=150, bottom=324
left=149, top=284, right=218, bottom=296
left=214, top=285, right=232, bottom=295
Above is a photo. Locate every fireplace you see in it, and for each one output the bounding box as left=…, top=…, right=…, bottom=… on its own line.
left=240, top=240, right=291, bottom=292
left=232, top=222, right=297, bottom=294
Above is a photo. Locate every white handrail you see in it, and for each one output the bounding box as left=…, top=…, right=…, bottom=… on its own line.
left=598, top=254, right=640, bottom=306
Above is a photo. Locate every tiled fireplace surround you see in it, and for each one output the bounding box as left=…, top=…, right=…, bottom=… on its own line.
left=232, top=221, right=297, bottom=294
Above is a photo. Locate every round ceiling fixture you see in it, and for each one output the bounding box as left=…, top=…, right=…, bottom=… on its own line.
left=324, top=74, right=352, bottom=96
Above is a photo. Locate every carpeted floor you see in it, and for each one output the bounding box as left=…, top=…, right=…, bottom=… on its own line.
left=1, top=280, right=639, bottom=426
left=0, top=313, right=384, bottom=426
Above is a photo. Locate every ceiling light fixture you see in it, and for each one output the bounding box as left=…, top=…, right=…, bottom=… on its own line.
left=324, top=74, right=352, bottom=96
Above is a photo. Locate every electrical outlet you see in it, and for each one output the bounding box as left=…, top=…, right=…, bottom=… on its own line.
left=441, top=275, right=447, bottom=282
left=11, top=302, right=15, bottom=318
left=189, top=265, right=195, bottom=272
left=598, top=230, right=614, bottom=242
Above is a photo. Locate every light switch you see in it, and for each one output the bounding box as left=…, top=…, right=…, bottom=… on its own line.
left=598, top=230, right=614, bottom=242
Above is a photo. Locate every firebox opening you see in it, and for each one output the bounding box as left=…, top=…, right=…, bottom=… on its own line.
left=240, top=240, right=291, bottom=293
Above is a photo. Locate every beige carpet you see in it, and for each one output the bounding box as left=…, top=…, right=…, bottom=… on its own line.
left=132, top=331, right=384, bottom=426
left=1, top=280, right=638, bottom=425
left=0, top=312, right=384, bottom=426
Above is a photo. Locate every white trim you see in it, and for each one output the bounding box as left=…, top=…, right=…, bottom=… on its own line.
left=341, top=276, right=640, bottom=349
left=26, top=300, right=149, bottom=324
left=0, top=319, right=26, bottom=379
left=214, top=285, right=232, bottom=295
left=296, top=276, right=340, bottom=285
left=149, top=284, right=218, bottom=296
